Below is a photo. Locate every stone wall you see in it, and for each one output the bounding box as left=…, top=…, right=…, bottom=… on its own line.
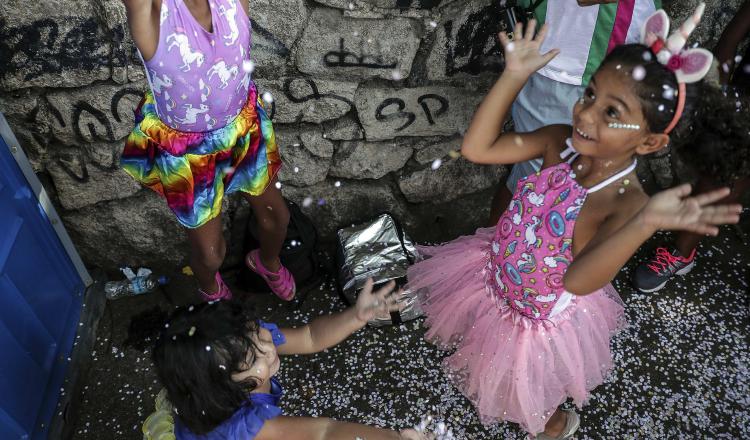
left=0, top=0, right=744, bottom=272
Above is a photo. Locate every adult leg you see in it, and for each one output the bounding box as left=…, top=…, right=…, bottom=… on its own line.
left=675, top=176, right=750, bottom=256
left=241, top=178, right=290, bottom=274
left=633, top=176, right=750, bottom=292
left=489, top=184, right=514, bottom=226
left=185, top=214, right=226, bottom=294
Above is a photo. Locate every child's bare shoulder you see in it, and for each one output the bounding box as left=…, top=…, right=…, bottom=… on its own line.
left=611, top=182, right=648, bottom=220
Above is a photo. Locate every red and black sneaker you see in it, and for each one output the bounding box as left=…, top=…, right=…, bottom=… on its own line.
left=632, top=247, right=696, bottom=293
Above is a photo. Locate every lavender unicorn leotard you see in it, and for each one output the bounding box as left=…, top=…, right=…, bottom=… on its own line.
left=141, top=0, right=253, bottom=132
left=121, top=0, right=281, bottom=228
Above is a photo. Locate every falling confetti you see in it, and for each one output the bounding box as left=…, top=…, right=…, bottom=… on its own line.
left=181, top=266, right=194, bottom=276
left=302, top=197, right=313, bottom=207
left=632, top=65, right=646, bottom=81
left=242, top=60, right=255, bottom=73
left=431, top=159, right=442, bottom=170
left=262, top=92, right=274, bottom=103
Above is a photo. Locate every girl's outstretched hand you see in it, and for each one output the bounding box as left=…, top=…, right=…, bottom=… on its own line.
left=498, top=19, right=560, bottom=77
left=354, top=279, right=404, bottom=323
left=640, top=184, right=742, bottom=235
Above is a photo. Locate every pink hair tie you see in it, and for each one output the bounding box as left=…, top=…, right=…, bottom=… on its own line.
left=663, top=82, right=686, bottom=134
left=639, top=3, right=712, bottom=135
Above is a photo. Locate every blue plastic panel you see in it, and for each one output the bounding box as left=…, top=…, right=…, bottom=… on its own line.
left=0, top=130, right=85, bottom=439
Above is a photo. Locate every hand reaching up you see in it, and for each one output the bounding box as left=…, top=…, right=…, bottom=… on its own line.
left=640, top=184, right=742, bottom=235
left=355, top=279, right=404, bottom=323
left=498, top=19, right=560, bottom=77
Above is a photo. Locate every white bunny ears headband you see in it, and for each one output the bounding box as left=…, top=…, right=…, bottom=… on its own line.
left=640, top=2, right=713, bottom=134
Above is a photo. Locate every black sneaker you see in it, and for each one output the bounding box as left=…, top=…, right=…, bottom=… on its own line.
left=632, top=247, right=696, bottom=293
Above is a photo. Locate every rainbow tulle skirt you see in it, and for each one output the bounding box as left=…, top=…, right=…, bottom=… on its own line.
left=121, top=84, right=281, bottom=229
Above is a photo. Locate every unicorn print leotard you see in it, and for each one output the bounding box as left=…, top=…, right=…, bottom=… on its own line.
left=141, top=0, right=252, bottom=132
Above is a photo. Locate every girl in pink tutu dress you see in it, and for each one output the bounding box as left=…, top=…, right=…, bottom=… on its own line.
left=407, top=6, right=743, bottom=439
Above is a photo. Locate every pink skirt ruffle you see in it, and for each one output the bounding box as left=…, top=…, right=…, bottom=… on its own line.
left=407, top=228, right=626, bottom=435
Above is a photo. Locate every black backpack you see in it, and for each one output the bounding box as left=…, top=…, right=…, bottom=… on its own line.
left=238, top=200, right=324, bottom=296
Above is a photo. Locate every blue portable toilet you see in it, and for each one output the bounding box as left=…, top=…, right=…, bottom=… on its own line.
left=0, top=112, right=93, bottom=439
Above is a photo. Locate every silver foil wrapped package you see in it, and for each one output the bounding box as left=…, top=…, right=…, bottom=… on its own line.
left=336, top=213, right=423, bottom=327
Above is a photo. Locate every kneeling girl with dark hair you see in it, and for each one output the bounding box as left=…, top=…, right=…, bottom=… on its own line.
left=144, top=280, right=430, bottom=440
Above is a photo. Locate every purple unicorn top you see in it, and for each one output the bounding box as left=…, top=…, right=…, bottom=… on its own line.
left=140, top=0, right=253, bottom=132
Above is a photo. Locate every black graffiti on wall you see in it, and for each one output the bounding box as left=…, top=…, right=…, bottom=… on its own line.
left=45, top=87, right=142, bottom=183
left=396, top=0, right=442, bottom=8
left=443, top=2, right=503, bottom=76
left=0, top=17, right=116, bottom=81
left=249, top=18, right=291, bottom=58
left=323, top=38, right=397, bottom=69
left=47, top=87, right=143, bottom=144
left=375, top=94, right=448, bottom=131
left=265, top=77, right=355, bottom=121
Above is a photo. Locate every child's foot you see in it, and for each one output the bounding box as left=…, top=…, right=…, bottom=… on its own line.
left=632, top=246, right=696, bottom=293
left=536, top=409, right=580, bottom=440
left=245, top=249, right=296, bottom=301
left=198, top=271, right=233, bottom=302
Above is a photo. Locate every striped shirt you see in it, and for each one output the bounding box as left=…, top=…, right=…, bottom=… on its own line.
left=523, top=0, right=662, bottom=86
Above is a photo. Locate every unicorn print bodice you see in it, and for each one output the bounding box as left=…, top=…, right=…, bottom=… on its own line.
left=141, top=0, right=252, bottom=132
left=488, top=141, right=636, bottom=320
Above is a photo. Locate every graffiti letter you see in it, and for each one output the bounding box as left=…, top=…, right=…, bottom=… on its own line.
left=375, top=98, right=415, bottom=132
left=417, top=94, right=448, bottom=125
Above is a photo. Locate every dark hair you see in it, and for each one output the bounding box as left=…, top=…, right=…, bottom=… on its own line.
left=600, top=44, right=750, bottom=183
left=152, top=301, right=264, bottom=434
left=599, top=44, right=700, bottom=138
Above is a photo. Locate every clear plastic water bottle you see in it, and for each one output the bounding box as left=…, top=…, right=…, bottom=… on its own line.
left=104, top=275, right=169, bottom=300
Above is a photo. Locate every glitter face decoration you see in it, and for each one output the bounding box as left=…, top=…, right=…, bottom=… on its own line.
left=607, top=122, right=641, bottom=130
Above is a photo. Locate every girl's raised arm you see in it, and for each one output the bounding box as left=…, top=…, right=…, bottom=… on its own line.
left=461, top=20, right=567, bottom=165
left=121, top=0, right=160, bottom=61
left=277, top=279, right=401, bottom=355
left=563, top=185, right=742, bottom=295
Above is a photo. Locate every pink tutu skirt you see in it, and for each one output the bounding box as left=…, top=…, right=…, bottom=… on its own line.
left=407, top=228, right=626, bottom=435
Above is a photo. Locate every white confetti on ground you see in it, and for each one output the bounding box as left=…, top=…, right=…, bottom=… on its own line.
left=72, top=226, right=749, bottom=439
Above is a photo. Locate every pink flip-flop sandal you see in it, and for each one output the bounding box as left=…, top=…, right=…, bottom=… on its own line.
left=198, top=271, right=233, bottom=302
left=245, top=249, right=296, bottom=301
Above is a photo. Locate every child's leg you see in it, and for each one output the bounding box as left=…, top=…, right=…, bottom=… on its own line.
left=544, top=408, right=567, bottom=437
left=241, top=178, right=290, bottom=274
left=538, top=407, right=579, bottom=439
left=185, top=215, right=226, bottom=293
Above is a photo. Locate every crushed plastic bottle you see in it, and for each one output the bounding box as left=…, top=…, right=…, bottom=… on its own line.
left=104, top=274, right=169, bottom=300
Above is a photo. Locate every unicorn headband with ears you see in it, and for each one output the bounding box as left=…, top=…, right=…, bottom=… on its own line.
left=640, top=2, right=713, bottom=134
